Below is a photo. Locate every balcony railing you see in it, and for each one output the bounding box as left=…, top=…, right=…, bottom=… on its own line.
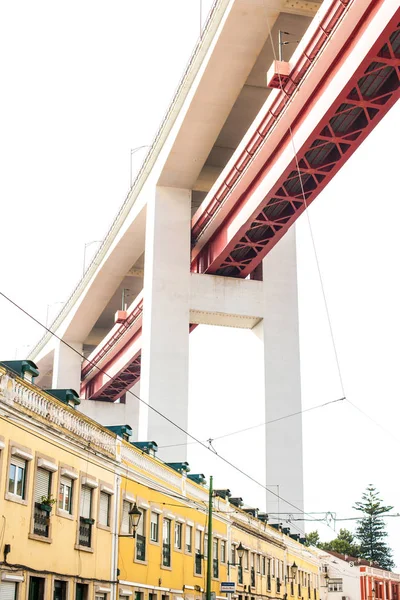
left=238, top=565, right=243, bottom=584
left=79, top=518, right=92, bottom=547
left=33, top=504, right=49, bottom=537
left=195, top=553, right=202, bottom=575
left=251, top=567, right=256, bottom=587
left=163, top=543, right=171, bottom=567
left=136, top=534, right=146, bottom=561
left=213, top=559, right=219, bottom=579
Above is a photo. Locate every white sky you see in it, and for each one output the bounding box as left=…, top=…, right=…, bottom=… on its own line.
left=1, top=0, right=399, bottom=566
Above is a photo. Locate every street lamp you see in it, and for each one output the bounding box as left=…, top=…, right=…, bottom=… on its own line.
left=227, top=541, right=245, bottom=574
left=130, top=146, right=151, bottom=187
left=119, top=503, right=142, bottom=538
left=83, top=240, right=102, bottom=277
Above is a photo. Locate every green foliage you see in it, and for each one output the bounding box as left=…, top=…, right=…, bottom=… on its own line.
left=354, top=485, right=395, bottom=571
left=304, top=530, right=321, bottom=547
left=321, top=529, right=360, bottom=556
left=305, top=528, right=359, bottom=556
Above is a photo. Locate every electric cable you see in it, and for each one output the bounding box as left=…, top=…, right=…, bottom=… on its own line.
left=0, top=290, right=334, bottom=532
left=158, top=396, right=345, bottom=449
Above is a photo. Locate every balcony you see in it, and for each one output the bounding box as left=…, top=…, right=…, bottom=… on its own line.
left=213, top=559, right=219, bottom=579
left=33, top=504, right=49, bottom=537
left=136, top=534, right=146, bottom=561
left=79, top=517, right=93, bottom=547
left=195, top=553, right=202, bottom=575
left=163, top=543, right=171, bottom=567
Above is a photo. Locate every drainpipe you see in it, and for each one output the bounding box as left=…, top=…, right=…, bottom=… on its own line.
left=111, top=473, right=121, bottom=600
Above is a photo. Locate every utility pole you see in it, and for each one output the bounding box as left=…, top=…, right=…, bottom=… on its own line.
left=206, top=475, right=213, bottom=600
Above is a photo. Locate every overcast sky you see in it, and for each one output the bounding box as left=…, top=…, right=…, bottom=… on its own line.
left=1, top=1, right=399, bottom=566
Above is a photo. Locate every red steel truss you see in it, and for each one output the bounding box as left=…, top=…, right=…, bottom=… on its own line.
left=83, top=2, right=399, bottom=402
left=191, top=5, right=400, bottom=277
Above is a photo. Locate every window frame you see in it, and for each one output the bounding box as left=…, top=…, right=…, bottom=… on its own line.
left=29, top=453, right=58, bottom=542
left=134, top=506, right=147, bottom=564
left=75, top=473, right=98, bottom=552
left=150, top=511, right=160, bottom=544
left=174, top=521, right=183, bottom=551
left=185, top=523, right=193, bottom=554
left=56, top=464, right=78, bottom=520
left=5, top=441, right=33, bottom=506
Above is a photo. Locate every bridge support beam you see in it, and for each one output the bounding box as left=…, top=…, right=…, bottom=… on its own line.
left=52, top=340, right=82, bottom=392
left=253, top=226, right=304, bottom=529
left=140, top=186, right=191, bottom=460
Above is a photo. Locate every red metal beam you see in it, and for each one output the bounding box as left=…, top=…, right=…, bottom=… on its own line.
left=191, top=5, right=400, bottom=277
left=82, top=3, right=399, bottom=402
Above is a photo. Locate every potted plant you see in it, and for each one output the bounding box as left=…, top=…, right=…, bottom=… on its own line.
left=37, top=494, right=57, bottom=513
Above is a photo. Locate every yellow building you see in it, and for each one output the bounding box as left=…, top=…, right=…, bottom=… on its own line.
left=0, top=362, right=320, bottom=600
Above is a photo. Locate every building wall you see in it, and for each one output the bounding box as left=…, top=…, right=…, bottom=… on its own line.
left=0, top=365, right=322, bottom=600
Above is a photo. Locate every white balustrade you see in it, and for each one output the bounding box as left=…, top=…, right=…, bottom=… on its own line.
left=121, top=443, right=182, bottom=491
left=0, top=371, right=116, bottom=456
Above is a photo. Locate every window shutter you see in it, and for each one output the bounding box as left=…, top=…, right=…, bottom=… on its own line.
left=61, top=476, right=72, bottom=488
left=122, top=500, right=131, bottom=533
left=10, top=456, right=26, bottom=470
left=0, top=582, right=17, bottom=600
left=99, top=492, right=109, bottom=526
left=35, top=468, right=50, bottom=502
left=80, top=485, right=92, bottom=518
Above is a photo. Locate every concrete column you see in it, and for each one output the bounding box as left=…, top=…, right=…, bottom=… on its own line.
left=51, top=340, right=83, bottom=392
left=253, top=226, right=304, bottom=528
left=140, top=186, right=191, bottom=461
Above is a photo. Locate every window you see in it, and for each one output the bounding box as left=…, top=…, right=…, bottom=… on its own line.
left=99, top=491, right=111, bottom=527
left=76, top=583, right=89, bottom=600
left=231, top=545, right=236, bottom=566
left=174, top=522, right=182, bottom=549
left=221, top=540, right=226, bottom=563
left=136, top=508, right=146, bottom=561
left=0, top=581, right=18, bottom=600
left=204, top=533, right=208, bottom=558
left=54, top=580, right=67, bottom=600
left=213, top=539, right=219, bottom=578
left=150, top=511, right=159, bottom=542
left=135, top=593, right=143, bottom=600
left=195, top=529, right=202, bottom=574
left=79, top=485, right=93, bottom=547
left=328, top=580, right=343, bottom=592
left=59, top=476, right=73, bottom=513
left=121, top=500, right=132, bottom=534
left=8, top=456, right=26, bottom=498
left=29, top=576, right=45, bottom=600
left=33, top=467, right=52, bottom=537
left=163, top=518, right=171, bottom=567
left=262, top=556, right=266, bottom=575
left=185, top=524, right=192, bottom=553
left=149, top=594, right=157, bottom=600
left=244, top=550, right=249, bottom=569
left=257, top=554, right=261, bottom=573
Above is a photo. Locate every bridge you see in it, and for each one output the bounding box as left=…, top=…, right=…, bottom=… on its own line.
left=29, top=0, right=400, bottom=522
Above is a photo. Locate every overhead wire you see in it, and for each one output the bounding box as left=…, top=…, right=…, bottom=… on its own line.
left=158, top=396, right=345, bottom=449
left=0, top=289, right=335, bottom=533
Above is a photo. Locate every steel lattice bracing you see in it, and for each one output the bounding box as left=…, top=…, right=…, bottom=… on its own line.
left=191, top=9, right=400, bottom=277
left=82, top=3, right=400, bottom=403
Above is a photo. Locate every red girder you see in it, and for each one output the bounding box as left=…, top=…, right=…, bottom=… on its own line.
left=192, top=10, right=400, bottom=278
left=83, top=3, right=399, bottom=402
